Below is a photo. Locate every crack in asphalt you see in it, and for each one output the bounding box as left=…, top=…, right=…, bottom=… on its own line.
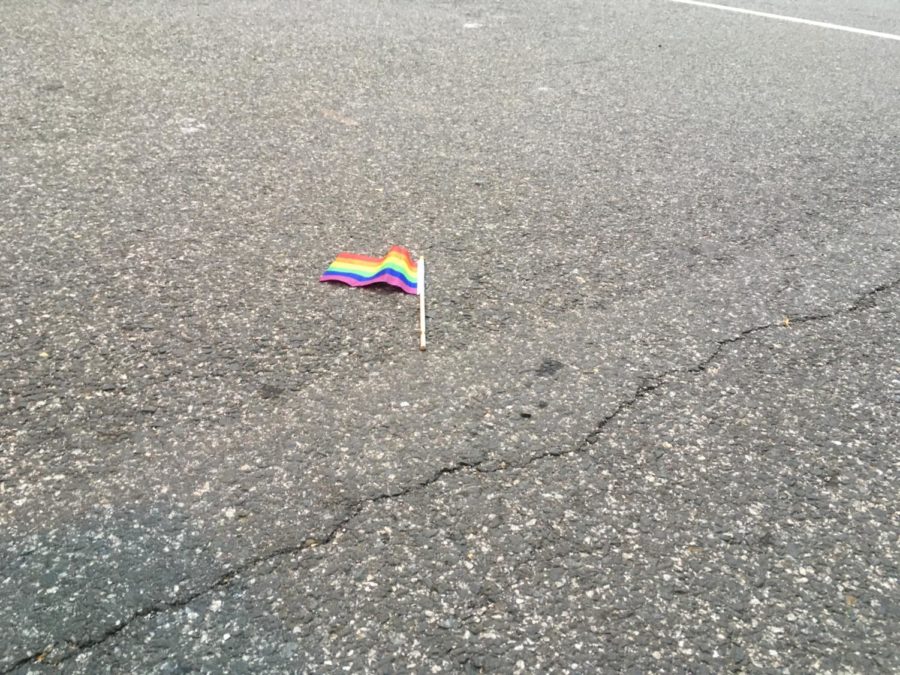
left=7, top=277, right=898, bottom=671
left=517, top=278, right=898, bottom=469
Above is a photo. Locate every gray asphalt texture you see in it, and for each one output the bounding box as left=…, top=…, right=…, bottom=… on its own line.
left=1, top=0, right=898, bottom=672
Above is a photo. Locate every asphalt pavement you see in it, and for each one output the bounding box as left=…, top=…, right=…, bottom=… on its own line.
left=1, top=0, right=898, bottom=672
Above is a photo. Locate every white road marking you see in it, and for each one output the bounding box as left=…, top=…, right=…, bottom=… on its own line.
left=668, top=0, right=900, bottom=41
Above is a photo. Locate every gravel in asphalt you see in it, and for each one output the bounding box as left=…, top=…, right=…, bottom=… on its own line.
left=1, top=0, right=898, bottom=672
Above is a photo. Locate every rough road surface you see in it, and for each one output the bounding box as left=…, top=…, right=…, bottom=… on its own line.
left=1, top=0, right=898, bottom=672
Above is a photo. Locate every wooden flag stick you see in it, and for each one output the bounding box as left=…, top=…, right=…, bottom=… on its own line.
left=418, top=257, right=426, bottom=351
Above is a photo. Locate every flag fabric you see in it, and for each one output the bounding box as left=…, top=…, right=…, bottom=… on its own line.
left=320, top=245, right=419, bottom=295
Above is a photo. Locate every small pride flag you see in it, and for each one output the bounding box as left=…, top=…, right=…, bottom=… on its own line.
left=320, top=245, right=419, bottom=295
left=320, top=245, right=427, bottom=350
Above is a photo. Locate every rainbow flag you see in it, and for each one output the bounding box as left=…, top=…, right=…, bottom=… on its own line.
left=320, top=245, right=419, bottom=295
